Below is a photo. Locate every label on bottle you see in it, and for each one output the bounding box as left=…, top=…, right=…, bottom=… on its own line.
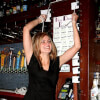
left=23, top=5, right=27, bottom=11
left=16, top=5, right=20, bottom=12
left=9, top=8, right=13, bottom=14
left=13, top=7, right=17, bottom=14
left=91, top=86, right=98, bottom=97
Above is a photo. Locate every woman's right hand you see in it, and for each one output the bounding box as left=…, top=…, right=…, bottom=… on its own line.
left=72, top=13, right=79, bottom=24
left=38, top=14, right=47, bottom=23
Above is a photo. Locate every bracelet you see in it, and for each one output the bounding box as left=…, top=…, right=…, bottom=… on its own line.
left=38, top=16, right=45, bottom=23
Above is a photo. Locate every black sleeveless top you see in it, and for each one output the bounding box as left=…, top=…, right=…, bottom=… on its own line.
left=24, top=54, right=60, bottom=100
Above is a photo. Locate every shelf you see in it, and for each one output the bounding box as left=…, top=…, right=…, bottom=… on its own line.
left=0, top=5, right=48, bottom=27
left=0, top=5, right=49, bottom=45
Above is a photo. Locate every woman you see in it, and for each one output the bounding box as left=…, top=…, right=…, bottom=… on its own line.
left=23, top=13, right=81, bottom=100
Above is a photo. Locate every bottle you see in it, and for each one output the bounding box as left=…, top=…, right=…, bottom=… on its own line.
left=91, top=73, right=99, bottom=100
left=43, top=0, right=50, bottom=6
left=16, top=51, right=21, bottom=70
left=23, top=0, right=28, bottom=11
left=12, top=0, right=17, bottom=14
left=2, top=1, right=7, bottom=16
left=30, top=0, right=35, bottom=9
left=20, top=0, right=23, bottom=12
left=0, top=1, right=3, bottom=18
left=9, top=51, right=12, bottom=70
left=43, top=0, right=47, bottom=6
left=37, top=1, right=42, bottom=8
left=16, top=0, right=21, bottom=13
left=97, top=72, right=100, bottom=100
left=34, top=0, right=39, bottom=8
left=96, top=6, right=100, bottom=38
left=1, top=51, right=6, bottom=70
left=20, top=50, right=25, bottom=70
left=9, top=0, right=13, bottom=14
left=6, top=2, right=10, bottom=16
left=12, top=55, right=16, bottom=71
left=98, top=6, right=100, bottom=18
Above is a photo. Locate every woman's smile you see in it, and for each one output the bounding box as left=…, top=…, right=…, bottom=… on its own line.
left=40, top=35, right=52, bottom=53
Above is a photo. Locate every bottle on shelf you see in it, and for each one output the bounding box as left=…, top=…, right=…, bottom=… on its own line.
left=30, top=0, right=35, bottom=9
left=23, top=0, right=28, bottom=11
left=96, top=6, right=100, bottom=38
left=9, top=0, right=13, bottom=15
left=0, top=0, right=3, bottom=18
left=6, top=2, right=10, bottom=16
left=16, top=0, right=21, bottom=13
left=12, top=0, right=17, bottom=14
left=91, top=72, right=100, bottom=100
left=43, top=0, right=51, bottom=6
left=2, top=1, right=7, bottom=16
left=20, top=0, right=23, bottom=12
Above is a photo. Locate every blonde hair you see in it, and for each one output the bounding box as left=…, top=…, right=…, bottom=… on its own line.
left=32, top=32, right=57, bottom=66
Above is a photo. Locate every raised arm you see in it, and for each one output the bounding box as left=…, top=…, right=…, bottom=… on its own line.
left=23, top=15, right=46, bottom=65
left=59, top=13, right=81, bottom=67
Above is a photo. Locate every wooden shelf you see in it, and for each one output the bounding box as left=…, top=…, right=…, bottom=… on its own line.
left=0, top=5, right=48, bottom=27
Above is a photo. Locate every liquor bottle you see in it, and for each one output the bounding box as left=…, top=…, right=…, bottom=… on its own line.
left=9, top=50, right=12, bottom=70
left=12, top=0, right=17, bottom=14
left=98, top=6, right=100, bottom=18
left=1, top=51, right=6, bottom=70
left=43, top=0, right=47, bottom=6
left=16, top=51, right=21, bottom=70
left=2, top=1, right=7, bottom=16
left=96, top=6, right=100, bottom=37
left=30, top=0, right=35, bottom=8
left=98, top=73, right=100, bottom=100
left=9, top=0, right=13, bottom=14
left=43, top=0, right=50, bottom=6
left=20, top=50, right=25, bottom=70
left=91, top=73, right=99, bottom=100
left=23, top=0, right=28, bottom=11
left=6, top=2, right=10, bottom=16
left=20, top=0, right=23, bottom=12
left=37, top=0, right=42, bottom=8
left=0, top=1, right=3, bottom=18
left=16, top=0, right=21, bottom=13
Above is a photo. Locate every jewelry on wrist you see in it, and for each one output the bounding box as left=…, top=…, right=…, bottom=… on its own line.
left=38, top=16, right=45, bottom=23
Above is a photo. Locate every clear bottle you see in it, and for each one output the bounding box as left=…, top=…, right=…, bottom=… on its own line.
left=91, top=72, right=100, bottom=100
left=16, top=0, right=21, bottom=13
